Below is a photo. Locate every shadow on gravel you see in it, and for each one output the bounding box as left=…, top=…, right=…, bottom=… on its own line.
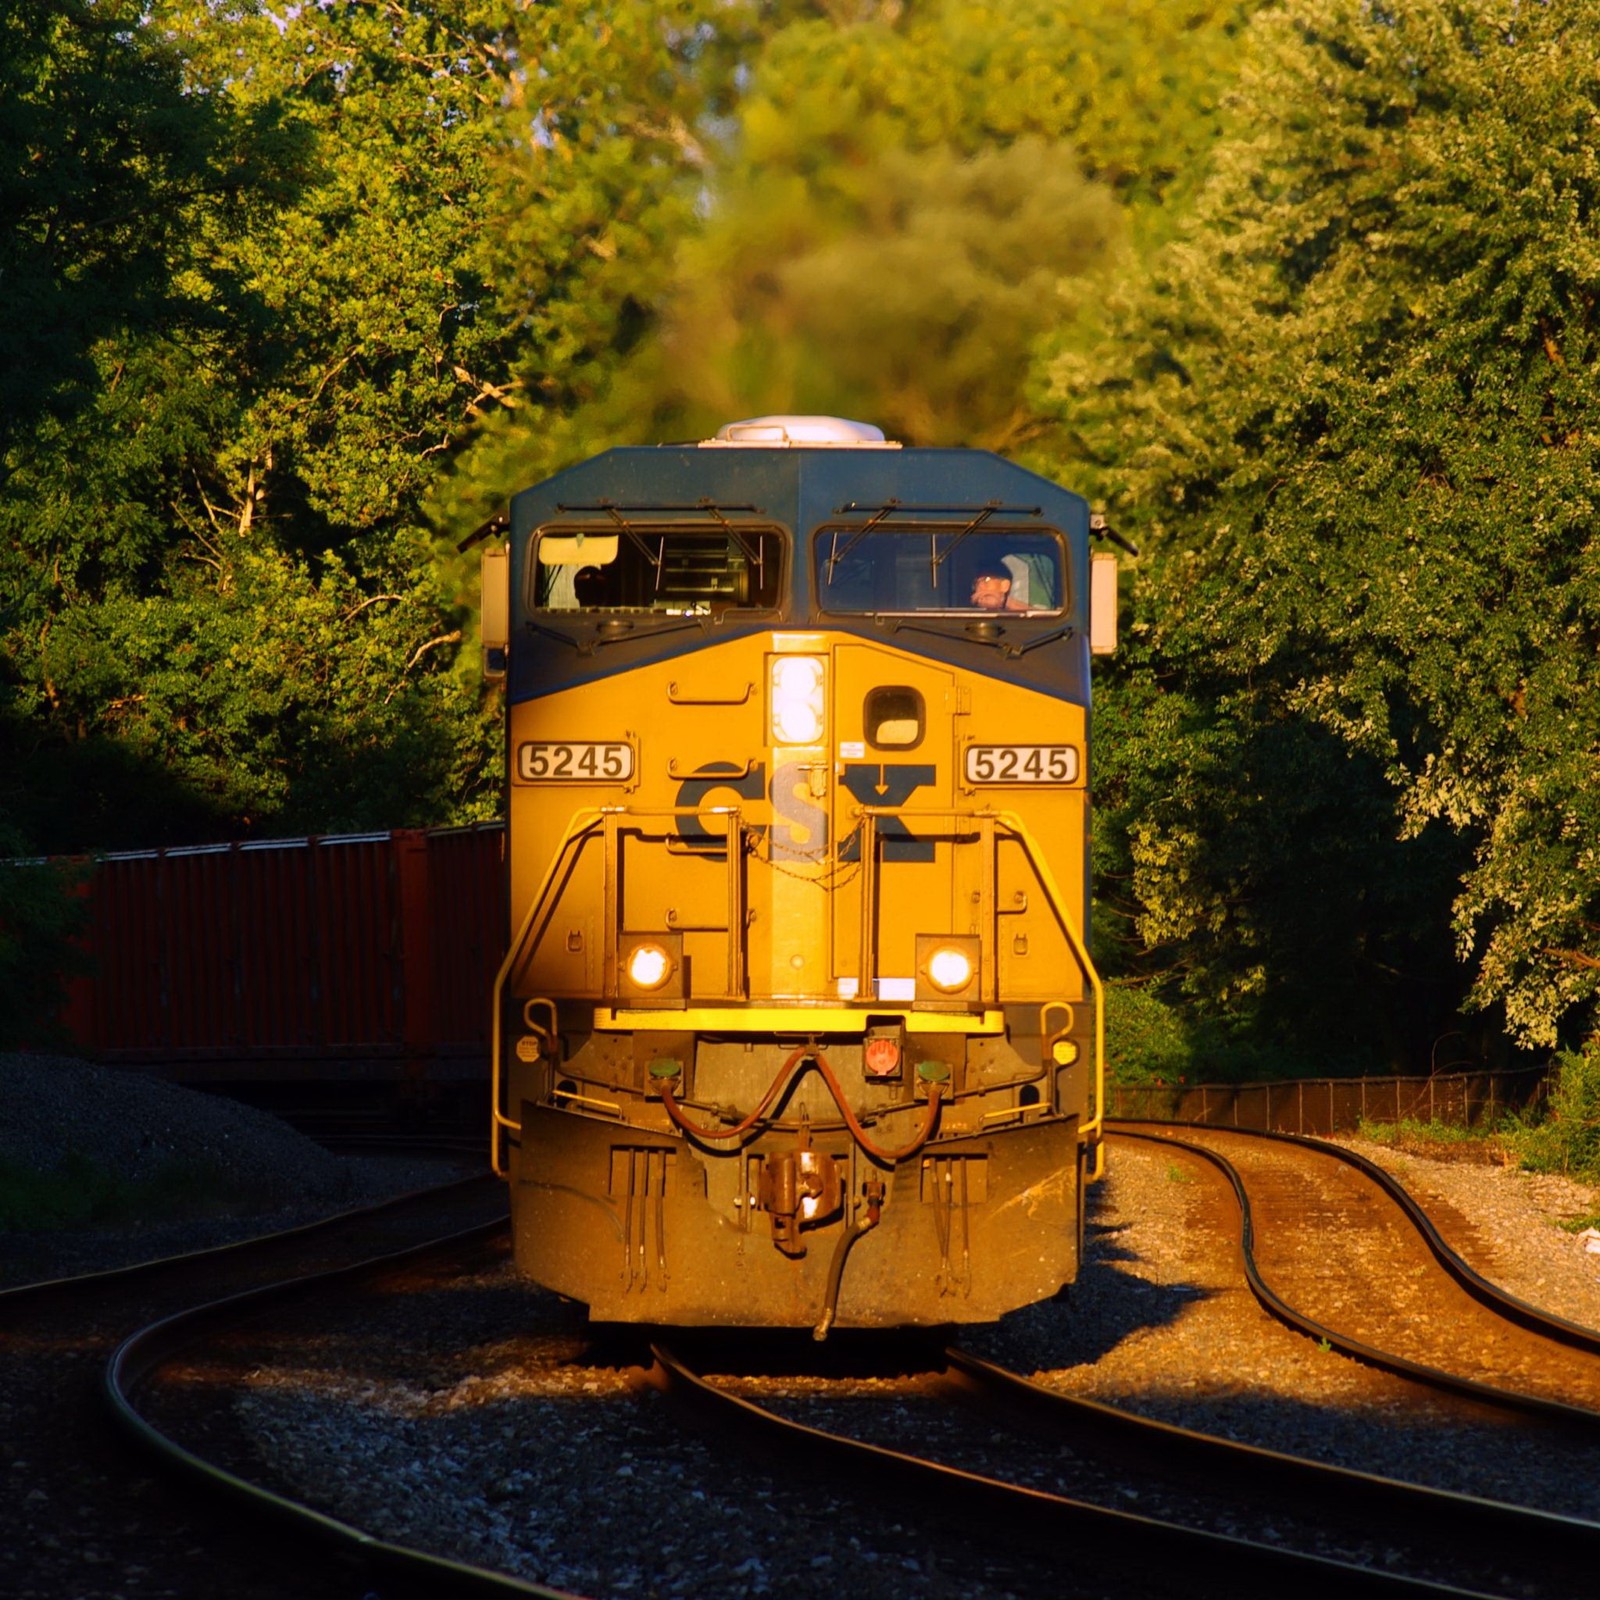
left=959, top=1183, right=1212, bottom=1373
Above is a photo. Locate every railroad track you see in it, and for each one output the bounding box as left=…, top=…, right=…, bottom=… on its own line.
left=941, top=1344, right=1600, bottom=1591
left=16, top=1124, right=1600, bottom=1599
left=106, top=1205, right=569, bottom=1600
left=0, top=1174, right=519, bottom=1600
left=644, top=1339, right=1596, bottom=1599
left=102, top=1211, right=1600, bottom=1600
left=1111, top=1122, right=1600, bottom=1424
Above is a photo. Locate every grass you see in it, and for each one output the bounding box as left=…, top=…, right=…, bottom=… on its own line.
left=0, top=1151, right=277, bottom=1233
left=1510, top=1044, right=1600, bottom=1183
left=1365, top=1044, right=1600, bottom=1186
left=1353, top=1116, right=1516, bottom=1166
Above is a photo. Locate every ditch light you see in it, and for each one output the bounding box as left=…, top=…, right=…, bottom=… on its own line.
left=915, top=934, right=981, bottom=1007
left=620, top=934, right=685, bottom=1002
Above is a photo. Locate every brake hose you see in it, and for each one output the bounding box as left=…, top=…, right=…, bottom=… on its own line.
left=659, top=1044, right=942, bottom=1163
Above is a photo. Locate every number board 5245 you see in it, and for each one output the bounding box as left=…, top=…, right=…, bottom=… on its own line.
left=964, top=745, right=1079, bottom=785
left=516, top=742, right=634, bottom=782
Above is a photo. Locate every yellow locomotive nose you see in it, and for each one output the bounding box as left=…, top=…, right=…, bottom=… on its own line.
left=491, top=418, right=1109, bottom=1333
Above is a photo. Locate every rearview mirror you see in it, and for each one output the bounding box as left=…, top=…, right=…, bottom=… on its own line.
left=1089, top=552, right=1117, bottom=656
left=481, top=545, right=509, bottom=680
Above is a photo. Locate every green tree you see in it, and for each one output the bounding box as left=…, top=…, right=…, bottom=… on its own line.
left=447, top=0, right=1260, bottom=504
left=165, top=0, right=523, bottom=556
left=437, top=0, right=801, bottom=522
left=2, top=1, right=524, bottom=850
left=0, top=0, right=285, bottom=459
left=1048, top=0, right=1600, bottom=1059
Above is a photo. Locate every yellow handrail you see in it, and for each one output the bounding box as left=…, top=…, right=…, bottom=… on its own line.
left=994, top=808, right=1107, bottom=1175
left=489, top=802, right=751, bottom=1176
left=494, top=800, right=1108, bottom=1180
left=490, top=809, right=604, bottom=1176
left=849, top=803, right=1106, bottom=1163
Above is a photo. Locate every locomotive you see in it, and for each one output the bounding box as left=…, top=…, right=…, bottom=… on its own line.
left=479, top=416, right=1117, bottom=1333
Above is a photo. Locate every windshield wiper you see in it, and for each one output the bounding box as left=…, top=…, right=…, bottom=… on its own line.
left=928, top=503, right=999, bottom=581
left=873, top=618, right=1007, bottom=651
left=1005, top=623, right=1075, bottom=657
left=872, top=616, right=1075, bottom=658
left=601, top=506, right=666, bottom=589
left=591, top=616, right=705, bottom=648
left=525, top=616, right=702, bottom=657
left=526, top=618, right=586, bottom=652
left=826, top=503, right=899, bottom=582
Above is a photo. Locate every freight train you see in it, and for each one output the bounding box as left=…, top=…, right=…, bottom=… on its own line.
left=480, top=416, right=1119, bottom=1334
left=55, top=825, right=504, bottom=1117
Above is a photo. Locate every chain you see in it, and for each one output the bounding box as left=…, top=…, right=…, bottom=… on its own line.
left=746, top=820, right=866, bottom=889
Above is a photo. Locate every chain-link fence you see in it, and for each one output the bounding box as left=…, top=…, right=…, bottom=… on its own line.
left=1107, top=1066, right=1548, bottom=1137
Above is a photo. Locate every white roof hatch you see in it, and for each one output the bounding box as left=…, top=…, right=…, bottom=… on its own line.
left=701, top=415, right=900, bottom=449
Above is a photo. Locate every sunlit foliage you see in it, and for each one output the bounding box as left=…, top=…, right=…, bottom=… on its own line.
left=444, top=0, right=1259, bottom=504
left=9, top=0, right=1594, bottom=1080
left=1051, top=0, right=1600, bottom=1055
left=2, top=0, right=521, bottom=848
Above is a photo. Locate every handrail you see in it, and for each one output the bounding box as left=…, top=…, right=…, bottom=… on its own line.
left=490, top=809, right=604, bottom=1175
left=489, top=803, right=751, bottom=1176
left=848, top=803, right=1106, bottom=1157
left=493, top=800, right=1106, bottom=1176
left=997, top=809, right=1106, bottom=1170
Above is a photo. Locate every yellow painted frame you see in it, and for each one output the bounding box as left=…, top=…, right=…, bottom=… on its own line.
left=592, top=1005, right=1004, bottom=1033
left=850, top=804, right=1107, bottom=1170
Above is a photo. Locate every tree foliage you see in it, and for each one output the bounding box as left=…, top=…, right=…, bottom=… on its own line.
left=1, top=0, right=522, bottom=850
left=1050, top=0, right=1600, bottom=1055
left=446, top=0, right=1259, bottom=502
left=436, top=0, right=808, bottom=521
left=0, top=0, right=284, bottom=458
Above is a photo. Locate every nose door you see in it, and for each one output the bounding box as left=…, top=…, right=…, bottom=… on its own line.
left=828, top=643, right=961, bottom=1001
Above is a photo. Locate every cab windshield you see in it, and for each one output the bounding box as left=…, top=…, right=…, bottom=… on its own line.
left=815, top=524, right=1065, bottom=615
left=532, top=518, right=784, bottom=614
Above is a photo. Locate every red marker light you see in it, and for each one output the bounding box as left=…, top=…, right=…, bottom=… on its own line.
left=864, top=1035, right=901, bottom=1077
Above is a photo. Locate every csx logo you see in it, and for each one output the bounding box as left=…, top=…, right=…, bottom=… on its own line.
left=674, top=760, right=935, bottom=862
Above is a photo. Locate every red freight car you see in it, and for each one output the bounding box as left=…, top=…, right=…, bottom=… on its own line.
left=58, top=826, right=504, bottom=1119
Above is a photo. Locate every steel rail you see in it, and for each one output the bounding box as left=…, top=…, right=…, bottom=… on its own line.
left=943, top=1345, right=1600, bottom=1578
left=1117, top=1118, right=1600, bottom=1353
left=103, top=1212, right=577, bottom=1600
left=644, top=1342, right=1495, bottom=1599
left=1111, top=1125, right=1600, bottom=1428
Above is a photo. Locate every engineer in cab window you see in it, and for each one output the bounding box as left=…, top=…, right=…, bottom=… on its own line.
left=969, top=564, right=1020, bottom=611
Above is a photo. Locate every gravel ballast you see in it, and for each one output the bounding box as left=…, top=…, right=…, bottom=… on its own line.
left=0, top=1052, right=474, bottom=1286
left=969, top=1137, right=1600, bottom=1518
left=1333, top=1132, right=1600, bottom=1325
left=11, top=1051, right=1600, bottom=1596
left=202, top=1131, right=1600, bottom=1599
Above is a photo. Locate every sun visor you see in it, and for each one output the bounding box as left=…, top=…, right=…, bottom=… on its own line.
left=538, top=534, right=619, bottom=566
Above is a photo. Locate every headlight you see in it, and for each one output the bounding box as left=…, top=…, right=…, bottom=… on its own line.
left=925, top=946, right=974, bottom=993
left=915, top=934, right=981, bottom=1005
left=770, top=655, right=825, bottom=745
left=627, top=942, right=674, bottom=991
